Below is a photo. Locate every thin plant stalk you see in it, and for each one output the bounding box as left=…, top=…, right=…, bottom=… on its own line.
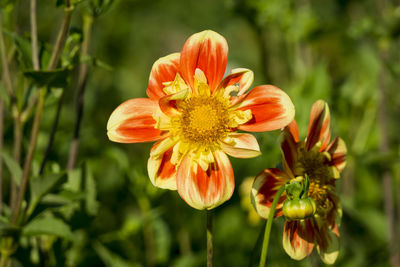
left=0, top=11, right=22, bottom=211
left=259, top=185, right=286, bottom=267
left=67, top=14, right=93, bottom=170
left=0, top=99, right=3, bottom=213
left=11, top=2, right=73, bottom=225
left=207, top=210, right=213, bottom=267
left=30, top=0, right=40, bottom=70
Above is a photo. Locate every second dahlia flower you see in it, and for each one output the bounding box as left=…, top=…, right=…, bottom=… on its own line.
left=251, top=100, right=347, bottom=264
left=107, top=30, right=295, bottom=210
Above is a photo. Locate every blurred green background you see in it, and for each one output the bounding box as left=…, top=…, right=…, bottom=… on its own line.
left=2, top=0, right=400, bottom=266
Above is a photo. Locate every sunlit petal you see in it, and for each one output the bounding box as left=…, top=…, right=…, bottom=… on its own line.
left=176, top=151, right=234, bottom=210
left=306, top=100, right=331, bottom=151
left=221, top=133, right=261, bottom=158
left=327, top=137, right=347, bottom=172
left=180, top=30, right=228, bottom=92
left=282, top=220, right=315, bottom=260
left=148, top=148, right=177, bottom=190
left=147, top=53, right=180, bottom=100
left=107, top=98, right=163, bottom=143
left=236, top=85, right=295, bottom=132
left=251, top=168, right=290, bottom=219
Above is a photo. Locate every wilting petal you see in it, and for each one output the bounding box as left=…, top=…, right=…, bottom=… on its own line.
left=327, top=137, right=347, bottom=172
left=147, top=53, right=181, bottom=100
left=180, top=30, right=228, bottom=92
left=283, top=220, right=315, bottom=261
left=176, top=150, right=234, bottom=210
left=148, top=148, right=177, bottom=190
left=218, top=68, right=254, bottom=96
left=306, top=100, right=331, bottom=151
left=159, top=88, right=189, bottom=116
left=280, top=121, right=299, bottom=176
left=235, top=85, right=295, bottom=132
left=251, top=168, right=290, bottom=219
left=107, top=98, right=163, bottom=143
left=221, top=133, right=261, bottom=158
left=316, top=225, right=340, bottom=264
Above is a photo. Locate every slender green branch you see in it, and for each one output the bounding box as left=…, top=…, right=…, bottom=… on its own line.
left=30, top=0, right=40, bottom=70
left=0, top=13, right=16, bottom=103
left=47, top=4, right=73, bottom=70
left=67, top=14, right=93, bottom=170
left=259, top=185, right=286, bottom=267
left=207, top=210, right=213, bottom=267
left=11, top=89, right=46, bottom=224
left=11, top=1, right=74, bottom=225
left=9, top=117, right=22, bottom=210
left=0, top=100, right=3, bottom=214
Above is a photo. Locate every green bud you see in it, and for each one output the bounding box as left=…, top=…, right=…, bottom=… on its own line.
left=282, top=197, right=316, bottom=220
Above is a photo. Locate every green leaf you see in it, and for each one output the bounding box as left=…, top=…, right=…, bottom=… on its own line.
left=4, top=30, right=33, bottom=69
left=22, top=215, right=73, bottom=240
left=23, top=69, right=70, bottom=88
left=0, top=221, right=20, bottom=239
left=83, top=163, right=99, bottom=216
left=1, top=152, right=22, bottom=185
left=27, top=172, right=67, bottom=218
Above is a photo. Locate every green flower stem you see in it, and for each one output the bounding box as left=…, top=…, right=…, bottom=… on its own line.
left=207, top=209, right=213, bottom=267
left=259, top=185, right=286, bottom=267
left=0, top=253, right=8, bottom=267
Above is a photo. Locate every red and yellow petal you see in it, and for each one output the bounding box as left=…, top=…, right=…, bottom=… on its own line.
left=176, top=150, right=234, bottom=210
left=282, top=220, right=315, bottom=261
left=180, top=30, right=228, bottom=93
left=107, top=98, right=163, bottom=143
left=218, top=68, right=254, bottom=96
left=235, top=85, right=295, bottom=132
left=220, top=133, right=261, bottom=159
left=146, top=53, right=181, bottom=100
left=251, top=168, right=290, bottom=219
left=280, top=121, right=299, bottom=176
left=306, top=100, right=331, bottom=151
left=327, top=137, right=347, bottom=172
left=158, top=88, right=189, bottom=117
left=316, top=225, right=340, bottom=264
left=148, top=148, right=177, bottom=190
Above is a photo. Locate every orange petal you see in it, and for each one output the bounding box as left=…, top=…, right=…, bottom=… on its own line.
left=282, top=220, right=315, bottom=261
left=107, top=98, right=163, bottom=143
left=148, top=147, right=177, bottom=190
left=218, top=68, right=254, bottom=96
left=180, top=30, right=228, bottom=93
left=147, top=53, right=181, bottom=100
left=221, top=133, right=261, bottom=159
left=316, top=225, right=340, bottom=264
left=236, top=85, right=295, bottom=132
left=280, top=121, right=299, bottom=176
left=306, top=100, right=331, bottom=151
left=176, top=150, right=234, bottom=210
left=251, top=168, right=290, bottom=219
left=327, top=137, right=347, bottom=172
left=158, top=88, right=189, bottom=117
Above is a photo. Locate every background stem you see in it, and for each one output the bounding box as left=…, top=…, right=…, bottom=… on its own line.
left=0, top=100, right=3, bottom=213
left=67, top=15, right=93, bottom=170
left=207, top=210, right=213, bottom=267
left=259, top=185, right=285, bottom=267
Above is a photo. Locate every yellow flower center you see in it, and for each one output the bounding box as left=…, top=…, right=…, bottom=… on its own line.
left=293, top=145, right=336, bottom=218
left=177, top=96, right=230, bottom=145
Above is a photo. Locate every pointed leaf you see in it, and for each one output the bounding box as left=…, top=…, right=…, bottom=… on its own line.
left=24, top=69, right=70, bottom=88
left=22, top=215, right=73, bottom=240
left=27, top=172, right=67, bottom=218
left=1, top=152, right=22, bottom=185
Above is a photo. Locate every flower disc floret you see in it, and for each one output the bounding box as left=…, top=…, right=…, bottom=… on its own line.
left=177, top=96, right=230, bottom=145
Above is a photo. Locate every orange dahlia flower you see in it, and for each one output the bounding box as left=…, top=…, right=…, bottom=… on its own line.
left=251, top=100, right=346, bottom=264
left=107, top=30, right=295, bottom=210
